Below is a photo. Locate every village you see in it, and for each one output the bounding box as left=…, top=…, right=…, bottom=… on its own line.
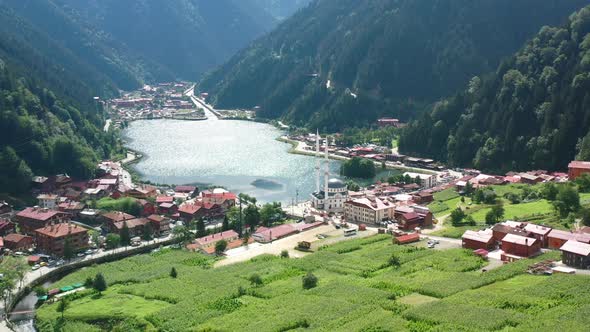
left=105, top=82, right=206, bottom=127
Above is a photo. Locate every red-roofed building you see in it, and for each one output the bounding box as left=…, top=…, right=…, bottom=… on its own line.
left=138, top=199, right=156, bottom=217
left=568, top=160, right=590, bottom=180
left=501, top=234, right=541, bottom=259
left=393, top=233, right=420, bottom=244
left=156, top=196, right=174, bottom=204
left=4, top=233, right=34, bottom=251
left=158, top=202, right=178, bottom=216
left=147, top=215, right=171, bottom=237
left=253, top=224, right=298, bottom=243
left=560, top=240, right=590, bottom=268
left=192, top=230, right=239, bottom=251
left=201, top=192, right=236, bottom=209
left=175, top=186, right=197, bottom=194
left=15, top=207, right=64, bottom=235
left=34, top=223, right=89, bottom=257
left=178, top=202, right=224, bottom=221
left=548, top=229, right=590, bottom=249
left=0, top=218, right=15, bottom=236
left=110, top=218, right=149, bottom=238
left=377, top=118, right=403, bottom=128
left=462, top=230, right=495, bottom=250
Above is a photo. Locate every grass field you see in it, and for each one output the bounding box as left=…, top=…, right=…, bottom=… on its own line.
left=34, top=235, right=589, bottom=332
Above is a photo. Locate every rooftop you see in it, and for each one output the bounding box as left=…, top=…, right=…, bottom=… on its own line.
left=195, top=230, right=239, bottom=246
left=569, top=160, right=590, bottom=170
left=462, top=229, right=493, bottom=243
left=502, top=234, right=538, bottom=247
left=560, top=240, right=590, bottom=256
left=17, top=207, right=61, bottom=221
left=35, top=223, right=88, bottom=238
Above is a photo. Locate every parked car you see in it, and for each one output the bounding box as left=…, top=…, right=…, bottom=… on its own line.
left=32, top=264, right=40, bottom=270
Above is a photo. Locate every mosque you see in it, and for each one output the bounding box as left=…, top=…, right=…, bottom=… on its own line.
left=310, top=132, right=349, bottom=213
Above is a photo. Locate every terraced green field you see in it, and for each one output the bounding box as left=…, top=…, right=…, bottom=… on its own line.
left=35, top=235, right=588, bottom=331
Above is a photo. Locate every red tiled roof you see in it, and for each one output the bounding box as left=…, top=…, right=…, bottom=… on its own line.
left=4, top=233, right=32, bottom=243
left=569, top=160, right=590, bottom=170
left=195, top=230, right=239, bottom=246
left=156, top=196, right=174, bottom=203
left=178, top=203, right=201, bottom=215
left=401, top=212, right=419, bottom=221
left=175, top=186, right=196, bottom=193
left=35, top=223, right=88, bottom=238
left=560, top=240, right=590, bottom=256
left=113, top=218, right=149, bottom=230
left=17, top=207, right=60, bottom=221
left=395, top=233, right=420, bottom=244
left=102, top=211, right=135, bottom=222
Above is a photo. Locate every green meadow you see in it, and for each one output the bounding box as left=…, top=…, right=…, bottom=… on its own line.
left=34, top=235, right=590, bottom=331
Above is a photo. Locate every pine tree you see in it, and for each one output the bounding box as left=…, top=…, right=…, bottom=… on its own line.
left=120, top=222, right=131, bottom=247
left=93, top=273, right=107, bottom=294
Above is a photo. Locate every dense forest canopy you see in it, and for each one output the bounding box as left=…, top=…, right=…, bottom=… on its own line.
left=198, top=0, right=589, bottom=131
left=0, top=64, right=119, bottom=195
left=399, top=5, right=590, bottom=173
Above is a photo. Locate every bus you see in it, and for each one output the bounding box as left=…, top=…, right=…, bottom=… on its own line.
left=344, top=228, right=358, bottom=237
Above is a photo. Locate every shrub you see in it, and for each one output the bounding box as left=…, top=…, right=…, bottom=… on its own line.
left=302, top=272, right=318, bottom=290
left=249, top=274, right=263, bottom=286
left=170, top=267, right=177, bottom=278
left=280, top=250, right=289, bottom=258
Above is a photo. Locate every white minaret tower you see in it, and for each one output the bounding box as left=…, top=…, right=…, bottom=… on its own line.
left=324, top=136, right=330, bottom=198
left=315, top=129, right=321, bottom=193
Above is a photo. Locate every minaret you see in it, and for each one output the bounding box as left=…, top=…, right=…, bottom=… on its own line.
left=324, top=136, right=329, bottom=198
left=315, top=130, right=320, bottom=193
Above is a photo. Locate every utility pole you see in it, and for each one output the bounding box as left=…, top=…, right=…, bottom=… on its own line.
left=239, top=198, right=243, bottom=236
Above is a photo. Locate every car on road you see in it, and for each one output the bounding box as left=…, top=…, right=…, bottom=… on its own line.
left=77, top=253, right=85, bottom=257
left=32, top=264, right=40, bottom=270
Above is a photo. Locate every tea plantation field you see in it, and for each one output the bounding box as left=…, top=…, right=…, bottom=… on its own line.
left=35, top=235, right=590, bottom=331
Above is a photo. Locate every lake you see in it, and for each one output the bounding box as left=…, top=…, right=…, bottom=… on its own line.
left=123, top=118, right=343, bottom=204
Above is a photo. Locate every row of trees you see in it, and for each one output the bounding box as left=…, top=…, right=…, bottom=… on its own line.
left=340, top=157, right=376, bottom=179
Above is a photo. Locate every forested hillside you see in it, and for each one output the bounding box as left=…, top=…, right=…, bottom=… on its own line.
left=53, top=0, right=278, bottom=80
left=0, top=63, right=119, bottom=195
left=247, top=0, right=312, bottom=20
left=399, top=5, right=590, bottom=173
left=199, top=0, right=588, bottom=131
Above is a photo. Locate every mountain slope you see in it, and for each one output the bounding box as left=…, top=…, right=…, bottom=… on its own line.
left=399, top=5, right=590, bottom=172
left=198, top=0, right=589, bottom=131
left=53, top=0, right=277, bottom=80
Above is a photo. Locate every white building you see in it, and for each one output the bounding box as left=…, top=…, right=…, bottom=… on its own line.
left=311, top=132, right=348, bottom=213
left=37, top=194, right=58, bottom=209
left=344, top=196, right=396, bottom=224
left=403, top=172, right=437, bottom=188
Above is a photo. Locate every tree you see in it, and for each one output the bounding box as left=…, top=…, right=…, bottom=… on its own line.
left=34, top=286, right=47, bottom=297
left=196, top=218, right=206, bottom=238
left=450, top=208, right=466, bottom=226
left=302, top=272, right=318, bottom=290
left=464, top=215, right=476, bottom=226
left=582, top=208, right=590, bottom=227
left=464, top=181, right=474, bottom=195
left=244, top=204, right=260, bottom=231
left=491, top=204, right=505, bottom=222
left=249, top=273, right=263, bottom=286
left=56, top=298, right=69, bottom=319
left=170, top=267, right=177, bottom=278
left=555, top=185, right=581, bottom=217
left=260, top=202, right=286, bottom=227
left=388, top=254, right=400, bottom=267
left=120, top=222, right=131, bottom=247
left=242, top=232, right=250, bottom=246
left=93, top=273, right=107, bottom=294
left=576, top=173, right=590, bottom=193
left=346, top=180, right=360, bottom=192
left=541, top=182, right=559, bottom=200
left=485, top=210, right=497, bottom=225
left=105, top=234, right=120, bottom=249
left=84, top=276, right=94, bottom=288
left=90, top=231, right=101, bottom=248
left=215, top=240, right=228, bottom=255
left=222, top=215, right=230, bottom=231
left=63, top=238, right=74, bottom=261
left=172, top=225, right=193, bottom=244
left=340, top=157, right=376, bottom=178
left=280, top=250, right=289, bottom=258
left=142, top=222, right=153, bottom=241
